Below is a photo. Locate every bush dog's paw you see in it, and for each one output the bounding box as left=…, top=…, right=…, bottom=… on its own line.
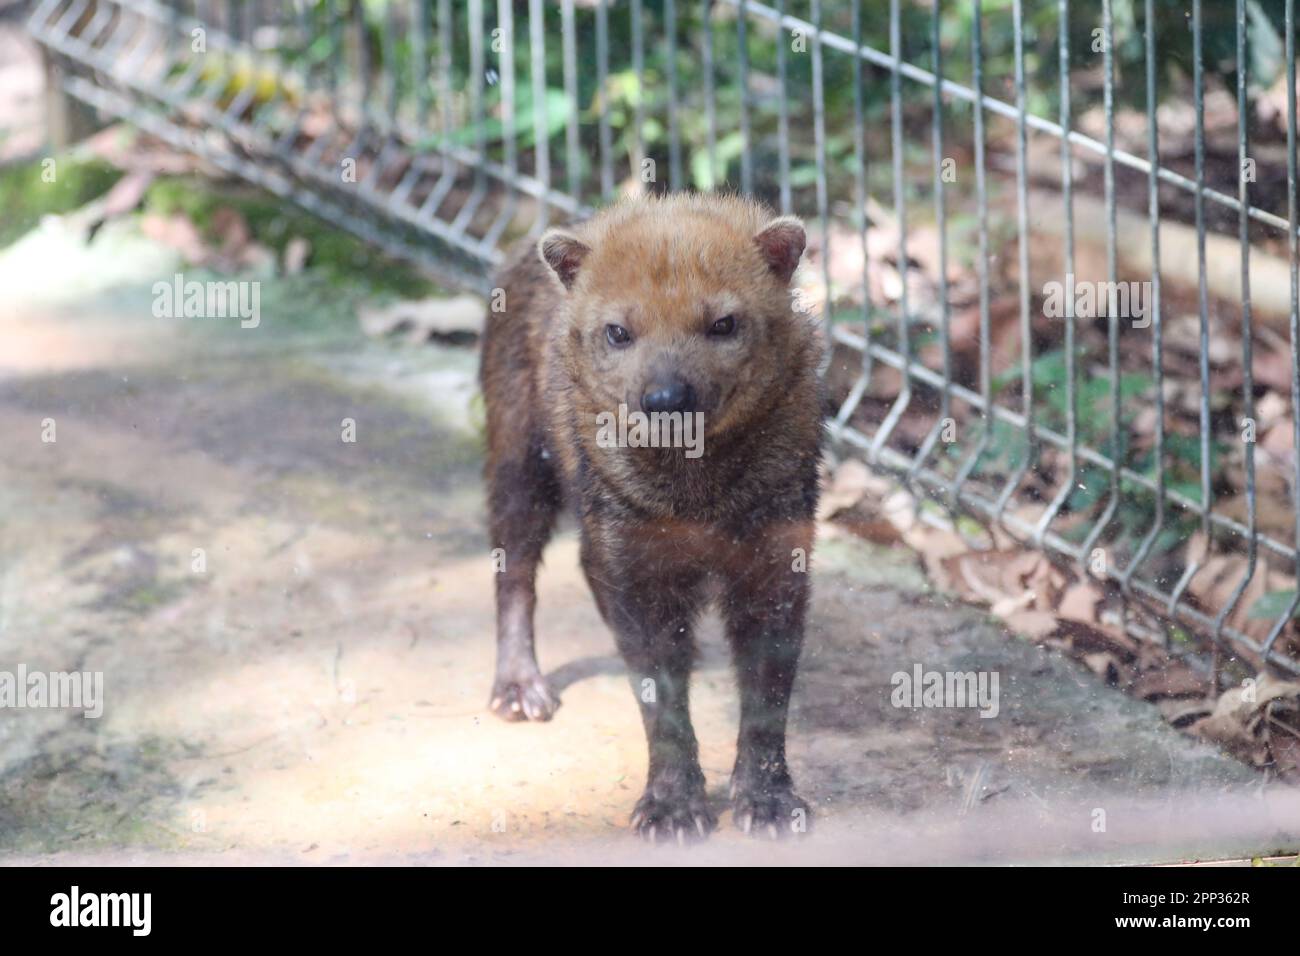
left=488, top=674, right=559, bottom=722
left=730, top=780, right=811, bottom=839
left=629, top=776, right=716, bottom=845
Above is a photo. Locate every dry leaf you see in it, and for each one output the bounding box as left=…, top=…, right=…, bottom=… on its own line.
left=818, top=458, right=876, bottom=520
left=1193, top=673, right=1300, bottom=772
left=1002, top=609, right=1060, bottom=641
left=880, top=488, right=916, bottom=534
left=1058, top=581, right=1103, bottom=625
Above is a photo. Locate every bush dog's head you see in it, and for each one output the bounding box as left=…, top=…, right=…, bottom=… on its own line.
left=538, top=194, right=815, bottom=443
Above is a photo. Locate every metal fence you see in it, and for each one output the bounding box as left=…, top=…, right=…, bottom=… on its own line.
left=26, top=0, right=1300, bottom=680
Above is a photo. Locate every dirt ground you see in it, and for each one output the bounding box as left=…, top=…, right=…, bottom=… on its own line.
left=0, top=213, right=1297, bottom=866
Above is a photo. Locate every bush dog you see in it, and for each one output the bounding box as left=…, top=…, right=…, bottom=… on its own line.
left=480, top=194, right=823, bottom=842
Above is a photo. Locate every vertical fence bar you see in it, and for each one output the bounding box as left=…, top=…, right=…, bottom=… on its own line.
left=596, top=0, right=613, bottom=198
left=382, top=0, right=398, bottom=122
left=1121, top=0, right=1167, bottom=617
left=561, top=0, right=580, bottom=203
left=853, top=0, right=870, bottom=375
left=301, top=0, right=317, bottom=78
left=393, top=0, right=433, bottom=205
left=451, top=0, right=485, bottom=234
left=442, top=1, right=455, bottom=132
left=1214, top=0, right=1258, bottom=675
left=952, top=0, right=990, bottom=496
left=1170, top=0, right=1215, bottom=616
left=413, top=0, right=430, bottom=124
left=995, top=0, right=1036, bottom=518
left=631, top=0, right=645, bottom=183
left=529, top=0, right=549, bottom=231
left=775, top=0, right=790, bottom=214
left=665, top=0, right=682, bottom=191
left=870, top=0, right=913, bottom=457
left=222, top=0, right=264, bottom=122
left=909, top=0, right=952, bottom=489
left=1080, top=0, right=1121, bottom=568
left=301, top=0, right=342, bottom=163
left=831, top=0, right=867, bottom=433
left=737, top=0, right=752, bottom=194
left=171, top=1, right=212, bottom=123
left=500, top=0, right=516, bottom=185
left=1193, top=0, right=1211, bottom=543
left=1033, top=0, right=1077, bottom=544
left=1263, top=0, right=1300, bottom=659
left=415, top=0, right=457, bottom=221
left=329, top=0, right=342, bottom=98
left=811, top=0, right=830, bottom=369
left=354, top=1, right=399, bottom=193
left=167, top=0, right=178, bottom=63
left=352, top=0, right=369, bottom=138
left=482, top=0, right=518, bottom=250
left=703, top=0, right=717, bottom=188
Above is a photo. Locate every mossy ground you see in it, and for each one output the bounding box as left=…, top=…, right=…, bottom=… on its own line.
left=0, top=153, right=122, bottom=247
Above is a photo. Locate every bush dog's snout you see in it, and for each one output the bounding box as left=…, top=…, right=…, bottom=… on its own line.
left=641, top=378, right=696, bottom=415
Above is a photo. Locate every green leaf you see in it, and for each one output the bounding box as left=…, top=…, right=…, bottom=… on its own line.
left=1247, top=589, right=1299, bottom=621
left=414, top=88, right=570, bottom=153
left=1247, top=1, right=1285, bottom=87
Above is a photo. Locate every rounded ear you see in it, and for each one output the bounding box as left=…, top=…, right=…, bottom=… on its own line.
left=538, top=229, right=591, bottom=291
left=753, top=216, right=806, bottom=285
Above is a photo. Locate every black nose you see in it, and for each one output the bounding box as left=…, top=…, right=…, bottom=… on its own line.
left=641, top=380, right=696, bottom=415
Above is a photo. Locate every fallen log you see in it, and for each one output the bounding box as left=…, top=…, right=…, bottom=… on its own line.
left=1024, top=188, right=1295, bottom=327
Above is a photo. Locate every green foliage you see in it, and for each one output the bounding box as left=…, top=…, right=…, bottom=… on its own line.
left=952, top=345, right=1210, bottom=556
left=0, top=155, right=123, bottom=248
left=317, top=0, right=1300, bottom=211
left=414, top=86, right=570, bottom=153
left=1247, top=589, right=1298, bottom=620
left=955, top=0, right=1292, bottom=113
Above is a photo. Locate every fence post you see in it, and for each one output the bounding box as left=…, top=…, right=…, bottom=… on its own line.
left=42, top=46, right=100, bottom=150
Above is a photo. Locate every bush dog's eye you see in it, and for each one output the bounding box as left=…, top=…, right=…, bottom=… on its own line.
left=708, top=314, right=736, bottom=337
left=605, top=323, right=632, bottom=347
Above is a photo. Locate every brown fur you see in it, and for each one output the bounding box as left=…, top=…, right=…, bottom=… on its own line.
left=480, top=193, right=824, bottom=841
